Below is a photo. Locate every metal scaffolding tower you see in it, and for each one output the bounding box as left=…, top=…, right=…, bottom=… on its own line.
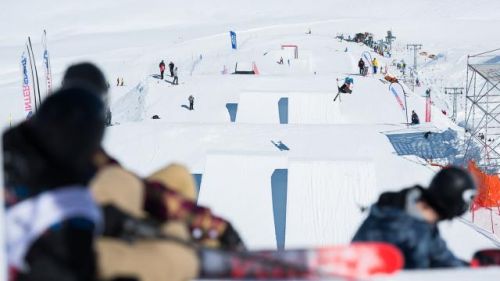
left=464, top=48, right=500, bottom=171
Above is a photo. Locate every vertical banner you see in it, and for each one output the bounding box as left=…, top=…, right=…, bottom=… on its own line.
left=27, top=37, right=42, bottom=107
left=425, top=94, right=431, bottom=122
left=362, top=51, right=372, bottom=66
left=42, top=30, right=53, bottom=96
left=389, top=83, right=409, bottom=125
left=20, top=51, right=34, bottom=118
left=389, top=84, right=405, bottom=111
left=230, top=31, right=237, bottom=50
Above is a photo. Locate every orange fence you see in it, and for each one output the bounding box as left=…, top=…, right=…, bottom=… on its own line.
left=468, top=161, right=500, bottom=209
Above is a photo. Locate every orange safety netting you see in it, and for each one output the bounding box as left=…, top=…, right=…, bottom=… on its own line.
left=468, top=161, right=500, bottom=209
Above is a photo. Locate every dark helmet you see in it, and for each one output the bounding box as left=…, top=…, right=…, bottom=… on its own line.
left=423, top=166, right=476, bottom=220
left=3, top=87, right=106, bottom=192
left=62, top=62, right=109, bottom=97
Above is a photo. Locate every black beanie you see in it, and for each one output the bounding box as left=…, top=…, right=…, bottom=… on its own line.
left=62, top=62, right=108, bottom=96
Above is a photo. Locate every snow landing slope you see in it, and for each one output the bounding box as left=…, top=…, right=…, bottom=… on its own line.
left=1, top=0, right=500, bottom=279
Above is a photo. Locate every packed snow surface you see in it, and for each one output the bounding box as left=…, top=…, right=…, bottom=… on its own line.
left=1, top=0, right=500, bottom=279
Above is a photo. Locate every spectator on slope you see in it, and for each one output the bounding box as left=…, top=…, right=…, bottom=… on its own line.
left=62, top=62, right=112, bottom=126
left=372, top=58, right=379, bottom=74
left=159, top=60, right=166, bottom=80
left=189, top=95, right=195, bottom=110
left=411, top=110, right=420, bottom=125
left=4, top=87, right=106, bottom=281
left=169, top=61, right=175, bottom=77
left=352, top=166, right=476, bottom=269
left=173, top=66, right=179, bottom=85
left=60, top=62, right=246, bottom=281
left=358, top=58, right=365, bottom=75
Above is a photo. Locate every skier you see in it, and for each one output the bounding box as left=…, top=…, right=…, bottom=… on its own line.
left=62, top=62, right=112, bottom=126
left=173, top=66, right=179, bottom=85
left=159, top=60, right=166, bottom=80
left=169, top=61, right=175, bottom=77
left=4, top=87, right=106, bottom=281
left=358, top=58, right=365, bottom=75
left=352, top=166, right=476, bottom=269
left=278, top=56, right=284, bottom=64
left=188, top=95, right=194, bottom=110
left=411, top=110, right=420, bottom=125
left=372, top=58, right=379, bottom=74
left=339, top=77, right=354, bottom=94
left=416, top=78, right=421, bottom=87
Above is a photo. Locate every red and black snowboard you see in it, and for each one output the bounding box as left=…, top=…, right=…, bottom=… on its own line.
left=471, top=249, right=500, bottom=267
left=200, top=242, right=404, bottom=279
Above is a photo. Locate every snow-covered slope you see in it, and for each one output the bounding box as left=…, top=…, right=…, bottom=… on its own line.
left=1, top=0, right=500, bottom=279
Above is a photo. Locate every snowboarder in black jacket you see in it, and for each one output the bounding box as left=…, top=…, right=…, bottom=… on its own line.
left=411, top=110, right=420, bottom=125
left=188, top=95, right=194, bottom=110
left=169, top=61, right=175, bottom=77
left=352, top=167, right=476, bottom=269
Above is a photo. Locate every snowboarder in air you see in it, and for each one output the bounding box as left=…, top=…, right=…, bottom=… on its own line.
left=372, top=58, right=379, bottom=74
left=169, top=61, right=175, bottom=77
left=352, top=166, right=476, bottom=269
left=188, top=95, right=194, bottom=110
left=358, top=59, right=365, bottom=75
left=339, top=77, right=354, bottom=94
left=411, top=110, right=420, bottom=125
left=172, top=67, right=179, bottom=85
left=159, top=60, right=166, bottom=80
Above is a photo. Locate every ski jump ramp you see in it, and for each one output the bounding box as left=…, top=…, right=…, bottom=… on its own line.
left=198, top=154, right=377, bottom=250
left=236, top=91, right=343, bottom=124
left=285, top=160, right=377, bottom=248
left=197, top=153, right=288, bottom=249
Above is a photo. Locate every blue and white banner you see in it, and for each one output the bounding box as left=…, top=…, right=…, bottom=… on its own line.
left=42, top=30, right=53, bottom=96
left=20, top=51, right=33, bottom=117
left=230, top=31, right=237, bottom=50
left=362, top=51, right=372, bottom=66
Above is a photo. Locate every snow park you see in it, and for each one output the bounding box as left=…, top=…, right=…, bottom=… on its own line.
left=1, top=0, right=500, bottom=280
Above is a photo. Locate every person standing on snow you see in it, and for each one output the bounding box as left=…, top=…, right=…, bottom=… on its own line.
left=159, top=60, right=166, bottom=80
left=372, top=58, right=379, bottom=74
left=188, top=95, right=194, bottom=110
left=173, top=66, right=179, bottom=85
left=358, top=58, right=365, bottom=75
left=411, top=110, right=420, bottom=125
left=169, top=61, right=175, bottom=77
left=352, top=166, right=476, bottom=269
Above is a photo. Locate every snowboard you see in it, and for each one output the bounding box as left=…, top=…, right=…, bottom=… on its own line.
left=471, top=249, right=500, bottom=267
left=200, top=242, right=404, bottom=279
